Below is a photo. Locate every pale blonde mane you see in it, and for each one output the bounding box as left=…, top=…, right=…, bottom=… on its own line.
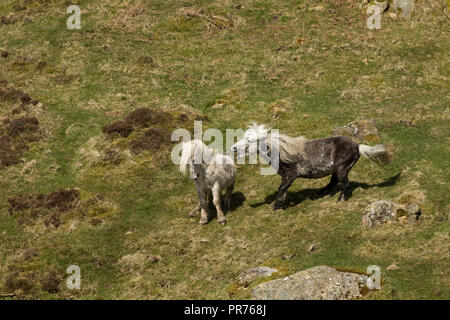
left=275, top=134, right=308, bottom=164
left=267, top=131, right=308, bottom=164
left=248, top=122, right=308, bottom=164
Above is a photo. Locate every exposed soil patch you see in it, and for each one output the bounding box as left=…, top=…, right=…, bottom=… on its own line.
left=0, top=135, right=29, bottom=167
left=45, top=189, right=80, bottom=211
left=0, top=81, right=42, bottom=169
left=4, top=272, right=34, bottom=293
left=129, top=128, right=171, bottom=155
left=124, top=108, right=170, bottom=128
left=7, top=189, right=117, bottom=231
left=8, top=189, right=80, bottom=228
left=8, top=116, right=39, bottom=136
left=1, top=0, right=54, bottom=26
left=102, top=120, right=133, bottom=138
left=0, top=81, right=40, bottom=111
left=0, top=14, right=18, bottom=25
left=40, top=271, right=59, bottom=293
left=100, top=107, right=205, bottom=163
left=0, top=116, right=41, bottom=169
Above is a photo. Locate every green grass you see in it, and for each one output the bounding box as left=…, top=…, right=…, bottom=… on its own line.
left=0, top=0, right=449, bottom=299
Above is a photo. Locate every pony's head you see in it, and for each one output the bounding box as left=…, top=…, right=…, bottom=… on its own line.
left=179, top=140, right=210, bottom=179
left=231, top=122, right=269, bottom=158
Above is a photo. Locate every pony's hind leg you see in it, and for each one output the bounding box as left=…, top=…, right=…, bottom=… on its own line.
left=212, top=182, right=226, bottom=225
left=337, top=171, right=349, bottom=202
left=336, top=155, right=360, bottom=202
left=224, top=183, right=234, bottom=213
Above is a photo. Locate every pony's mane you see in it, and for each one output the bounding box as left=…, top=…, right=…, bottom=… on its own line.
left=249, top=122, right=308, bottom=164
left=274, top=133, right=308, bottom=164
left=179, top=140, right=215, bottom=174
left=248, top=122, right=269, bottom=137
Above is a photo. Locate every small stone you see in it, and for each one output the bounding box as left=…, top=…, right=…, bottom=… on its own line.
left=1, top=50, right=8, bottom=57
left=200, top=238, right=209, bottom=243
left=309, top=5, right=325, bottom=12
left=211, top=103, right=224, bottom=109
left=406, top=203, right=421, bottom=217
left=238, top=267, right=278, bottom=286
left=308, top=244, right=315, bottom=252
left=387, top=263, right=399, bottom=271
left=407, top=215, right=419, bottom=224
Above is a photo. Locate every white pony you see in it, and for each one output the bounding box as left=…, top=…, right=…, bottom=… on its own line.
left=180, top=140, right=236, bottom=225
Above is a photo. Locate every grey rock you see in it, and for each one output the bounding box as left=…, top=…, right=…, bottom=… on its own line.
left=374, top=1, right=388, bottom=12
left=405, top=203, right=421, bottom=217
left=407, top=214, right=419, bottom=224
left=392, top=0, right=414, bottom=19
left=362, top=200, right=397, bottom=227
left=238, top=267, right=278, bottom=286
left=251, top=266, right=371, bottom=300
left=333, top=118, right=380, bottom=144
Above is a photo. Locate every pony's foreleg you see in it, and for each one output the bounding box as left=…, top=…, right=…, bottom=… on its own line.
left=196, top=184, right=209, bottom=225
left=212, top=182, right=226, bottom=225
left=272, top=175, right=295, bottom=210
left=316, top=172, right=338, bottom=198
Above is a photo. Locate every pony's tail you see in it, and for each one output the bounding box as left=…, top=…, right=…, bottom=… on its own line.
left=359, top=144, right=392, bottom=166
left=179, top=142, right=191, bottom=174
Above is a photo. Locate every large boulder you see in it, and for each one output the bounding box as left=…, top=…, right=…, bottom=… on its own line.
left=333, top=118, right=380, bottom=143
left=362, top=200, right=422, bottom=227
left=251, top=266, right=372, bottom=300
left=362, top=200, right=396, bottom=227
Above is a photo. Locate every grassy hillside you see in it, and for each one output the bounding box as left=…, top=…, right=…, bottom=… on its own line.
left=0, top=0, right=449, bottom=299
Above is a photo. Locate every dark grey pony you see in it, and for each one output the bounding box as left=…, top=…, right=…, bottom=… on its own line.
left=231, top=123, right=391, bottom=210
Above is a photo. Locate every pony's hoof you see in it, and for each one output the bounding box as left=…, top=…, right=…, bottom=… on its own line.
left=311, top=193, right=321, bottom=200
left=199, top=220, right=208, bottom=225
left=337, top=197, right=346, bottom=202
left=219, top=220, right=226, bottom=225
left=271, top=203, right=281, bottom=211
